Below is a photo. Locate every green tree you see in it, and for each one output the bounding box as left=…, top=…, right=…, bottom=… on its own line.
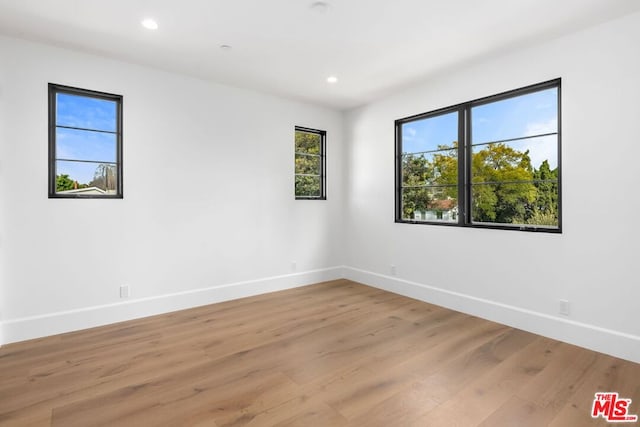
left=56, top=174, right=75, bottom=192
left=401, top=154, right=431, bottom=218
left=295, top=131, right=322, bottom=197
left=401, top=144, right=459, bottom=220
left=402, top=140, right=558, bottom=226
left=472, top=143, right=537, bottom=224
left=431, top=145, right=458, bottom=199
left=527, top=159, right=559, bottom=226
left=525, top=209, right=558, bottom=226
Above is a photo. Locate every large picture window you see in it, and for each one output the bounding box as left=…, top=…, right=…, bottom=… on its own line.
left=396, top=79, right=560, bottom=232
left=48, top=83, right=123, bottom=198
left=295, top=126, right=326, bottom=199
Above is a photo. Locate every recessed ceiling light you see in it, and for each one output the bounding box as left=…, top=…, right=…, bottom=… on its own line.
left=141, top=18, right=158, bottom=30
left=310, top=1, right=329, bottom=13
left=327, top=76, right=338, bottom=84
left=219, top=44, right=232, bottom=50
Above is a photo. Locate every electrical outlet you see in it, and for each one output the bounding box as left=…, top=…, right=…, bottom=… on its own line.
left=559, top=299, right=570, bottom=316
left=390, top=265, right=397, bottom=276
left=120, top=285, right=130, bottom=299
left=291, top=261, right=297, bottom=272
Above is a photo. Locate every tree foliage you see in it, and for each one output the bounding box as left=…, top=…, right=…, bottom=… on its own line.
left=402, top=145, right=458, bottom=219
left=471, top=144, right=537, bottom=224
left=295, top=131, right=322, bottom=197
left=401, top=142, right=558, bottom=226
left=56, top=174, right=75, bottom=192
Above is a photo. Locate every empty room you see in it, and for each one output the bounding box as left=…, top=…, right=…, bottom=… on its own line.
left=1, top=0, right=639, bottom=425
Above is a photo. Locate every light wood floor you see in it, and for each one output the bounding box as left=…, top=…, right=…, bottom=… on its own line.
left=1, top=280, right=638, bottom=426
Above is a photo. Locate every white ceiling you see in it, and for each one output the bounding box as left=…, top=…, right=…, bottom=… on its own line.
left=0, top=0, right=639, bottom=110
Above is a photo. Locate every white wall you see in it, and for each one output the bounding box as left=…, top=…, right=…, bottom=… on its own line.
left=344, top=11, right=640, bottom=363
left=0, top=55, right=6, bottom=345
left=0, top=36, right=344, bottom=342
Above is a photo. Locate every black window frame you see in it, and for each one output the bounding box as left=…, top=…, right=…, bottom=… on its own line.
left=395, top=78, right=561, bottom=233
left=48, top=83, right=123, bottom=199
left=294, top=126, right=327, bottom=200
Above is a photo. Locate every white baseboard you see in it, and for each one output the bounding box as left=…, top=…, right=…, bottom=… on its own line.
left=344, top=266, right=640, bottom=364
left=3, top=265, right=638, bottom=365
left=0, top=267, right=345, bottom=346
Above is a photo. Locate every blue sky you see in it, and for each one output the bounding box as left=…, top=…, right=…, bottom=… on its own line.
left=402, top=87, right=558, bottom=169
left=55, top=93, right=117, bottom=185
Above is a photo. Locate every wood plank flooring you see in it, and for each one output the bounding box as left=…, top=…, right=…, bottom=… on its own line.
left=0, top=279, right=638, bottom=426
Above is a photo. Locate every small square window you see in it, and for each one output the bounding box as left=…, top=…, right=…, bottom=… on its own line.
left=48, top=83, right=123, bottom=198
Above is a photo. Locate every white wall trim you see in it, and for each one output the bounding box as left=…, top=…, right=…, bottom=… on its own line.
left=1, top=267, right=345, bottom=345
left=344, top=267, right=640, bottom=364
left=4, top=265, right=638, bottom=364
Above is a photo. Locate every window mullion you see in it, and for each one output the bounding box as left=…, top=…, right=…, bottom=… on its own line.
left=461, top=105, right=471, bottom=226
left=55, top=124, right=117, bottom=135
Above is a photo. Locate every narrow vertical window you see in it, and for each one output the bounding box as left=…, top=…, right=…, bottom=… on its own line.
left=48, top=83, right=123, bottom=198
left=295, top=126, right=326, bottom=199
